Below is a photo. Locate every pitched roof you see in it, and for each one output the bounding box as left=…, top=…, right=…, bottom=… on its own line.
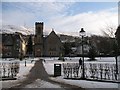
left=45, top=30, right=59, bottom=39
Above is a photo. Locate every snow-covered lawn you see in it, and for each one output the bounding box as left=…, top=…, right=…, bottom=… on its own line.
left=43, top=57, right=119, bottom=89
left=43, top=57, right=117, bottom=76
left=17, top=58, right=36, bottom=80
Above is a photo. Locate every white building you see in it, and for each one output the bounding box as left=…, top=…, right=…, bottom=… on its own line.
left=76, top=44, right=90, bottom=55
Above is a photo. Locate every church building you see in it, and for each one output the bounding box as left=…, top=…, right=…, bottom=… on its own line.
left=34, top=22, right=63, bottom=57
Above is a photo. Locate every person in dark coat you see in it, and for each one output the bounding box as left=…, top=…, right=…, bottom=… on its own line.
left=79, top=58, right=82, bottom=66
left=79, top=58, right=82, bottom=70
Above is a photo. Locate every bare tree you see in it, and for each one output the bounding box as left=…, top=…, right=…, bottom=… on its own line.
left=101, top=24, right=119, bottom=75
left=101, top=24, right=117, bottom=38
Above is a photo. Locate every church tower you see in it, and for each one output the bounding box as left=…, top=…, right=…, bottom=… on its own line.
left=34, top=22, right=44, bottom=57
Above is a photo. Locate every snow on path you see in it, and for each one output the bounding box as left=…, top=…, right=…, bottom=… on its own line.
left=1, top=59, right=64, bottom=89
left=51, top=77, right=118, bottom=89
left=24, top=79, right=64, bottom=89
left=8, top=59, right=82, bottom=90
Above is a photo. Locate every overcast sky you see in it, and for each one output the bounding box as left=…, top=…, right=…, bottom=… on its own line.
left=1, top=1, right=119, bottom=36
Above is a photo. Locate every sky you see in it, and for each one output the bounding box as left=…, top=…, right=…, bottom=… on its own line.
left=1, top=1, right=119, bottom=36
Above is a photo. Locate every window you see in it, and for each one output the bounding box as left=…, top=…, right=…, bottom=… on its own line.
left=6, top=52, right=11, bottom=56
left=37, top=27, right=42, bottom=34
left=49, top=52, right=51, bottom=55
left=49, top=47, right=56, bottom=51
left=16, top=47, right=19, bottom=50
left=5, top=34, right=7, bottom=36
left=16, top=44, right=19, bottom=46
left=16, top=39, right=19, bottom=42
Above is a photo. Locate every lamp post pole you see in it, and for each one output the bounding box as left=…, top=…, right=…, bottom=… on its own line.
left=25, top=59, right=26, bottom=67
left=115, top=39, right=119, bottom=79
left=81, top=35, right=85, bottom=79
left=79, top=28, right=86, bottom=79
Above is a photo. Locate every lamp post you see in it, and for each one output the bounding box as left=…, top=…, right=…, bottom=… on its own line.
left=24, top=55, right=26, bottom=67
left=114, top=39, right=119, bottom=79
left=79, top=28, right=86, bottom=79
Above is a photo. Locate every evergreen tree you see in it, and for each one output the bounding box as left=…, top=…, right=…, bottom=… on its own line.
left=88, top=46, right=97, bottom=61
left=27, top=35, right=33, bottom=56
left=63, top=42, right=72, bottom=56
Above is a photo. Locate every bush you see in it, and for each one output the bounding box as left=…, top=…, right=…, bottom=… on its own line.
left=88, top=46, right=97, bottom=61
left=58, top=53, right=65, bottom=61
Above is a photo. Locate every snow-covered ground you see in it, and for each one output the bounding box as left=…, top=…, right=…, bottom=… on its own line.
left=51, top=77, right=118, bottom=89
left=17, top=58, right=38, bottom=80
left=0, top=58, right=65, bottom=89
left=43, top=57, right=117, bottom=75
left=1, top=58, right=38, bottom=88
left=43, top=57, right=119, bottom=89
left=1, top=57, right=120, bottom=89
left=24, top=79, right=64, bottom=89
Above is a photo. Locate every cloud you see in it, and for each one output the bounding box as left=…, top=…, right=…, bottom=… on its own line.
left=1, top=2, right=118, bottom=36
left=3, top=10, right=35, bottom=26
left=2, top=0, right=119, bottom=2
left=2, top=2, right=75, bottom=33
left=47, top=7, right=118, bottom=36
left=2, top=2, right=74, bottom=24
left=28, top=2, right=74, bottom=18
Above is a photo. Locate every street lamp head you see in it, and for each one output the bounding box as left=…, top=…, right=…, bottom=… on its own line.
left=79, top=28, right=86, bottom=36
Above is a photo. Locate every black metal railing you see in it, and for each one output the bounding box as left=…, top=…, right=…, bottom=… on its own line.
left=0, top=61, right=20, bottom=78
left=62, top=63, right=118, bottom=81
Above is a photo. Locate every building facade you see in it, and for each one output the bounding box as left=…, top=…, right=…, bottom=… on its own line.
left=76, top=44, right=90, bottom=55
left=34, top=22, right=63, bottom=57
left=2, top=22, right=63, bottom=58
left=2, top=33, right=26, bottom=58
left=34, top=22, right=44, bottom=57
left=44, top=30, right=63, bottom=57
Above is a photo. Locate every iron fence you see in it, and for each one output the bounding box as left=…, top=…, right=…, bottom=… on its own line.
left=0, top=61, right=20, bottom=78
left=62, top=63, right=118, bottom=81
